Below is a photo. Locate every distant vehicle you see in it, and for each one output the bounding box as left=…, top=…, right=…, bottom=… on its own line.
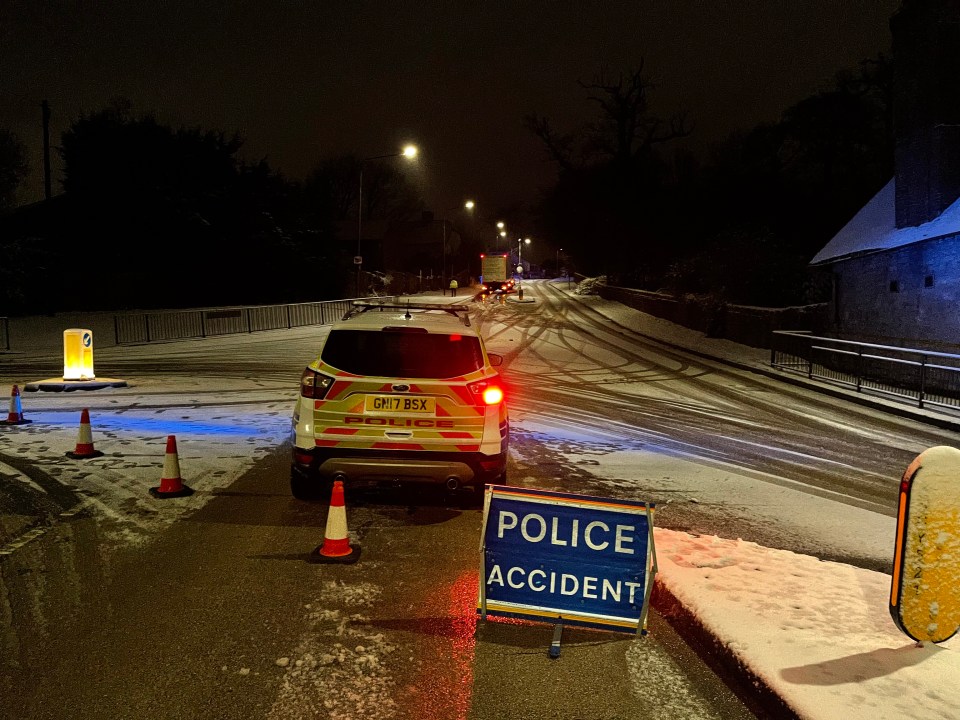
left=290, top=301, right=509, bottom=503
left=480, top=253, right=510, bottom=293
left=477, top=276, right=515, bottom=302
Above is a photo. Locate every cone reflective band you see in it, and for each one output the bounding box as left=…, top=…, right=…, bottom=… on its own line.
left=320, top=482, right=351, bottom=556
left=1, top=385, right=30, bottom=425
left=66, top=409, right=103, bottom=459
left=158, top=435, right=183, bottom=493
left=7, top=385, right=22, bottom=422
left=310, top=480, right=360, bottom=564
left=74, top=409, right=94, bottom=454
left=149, top=435, right=193, bottom=498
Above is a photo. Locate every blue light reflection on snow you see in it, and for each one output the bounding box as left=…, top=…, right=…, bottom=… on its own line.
left=24, top=411, right=287, bottom=437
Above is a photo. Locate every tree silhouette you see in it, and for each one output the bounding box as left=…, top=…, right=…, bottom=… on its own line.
left=525, top=63, right=691, bottom=280
left=0, top=128, right=28, bottom=211
left=525, top=63, right=691, bottom=170
left=528, top=54, right=893, bottom=306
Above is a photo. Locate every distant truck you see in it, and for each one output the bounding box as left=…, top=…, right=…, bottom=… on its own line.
left=480, top=253, right=510, bottom=292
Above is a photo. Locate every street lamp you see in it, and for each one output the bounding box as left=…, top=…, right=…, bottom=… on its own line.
left=356, top=144, right=418, bottom=296
left=517, top=237, right=531, bottom=270
left=442, top=199, right=475, bottom=291
left=516, top=237, right=531, bottom=300
left=515, top=237, right=531, bottom=295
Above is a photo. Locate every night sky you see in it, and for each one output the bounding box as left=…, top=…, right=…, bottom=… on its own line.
left=1, top=1, right=901, bottom=216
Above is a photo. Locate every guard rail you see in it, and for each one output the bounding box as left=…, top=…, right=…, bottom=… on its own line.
left=770, top=330, right=960, bottom=411
left=113, top=297, right=399, bottom=345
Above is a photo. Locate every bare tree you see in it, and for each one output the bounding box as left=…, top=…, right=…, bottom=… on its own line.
left=581, top=63, right=692, bottom=163
left=524, top=61, right=692, bottom=170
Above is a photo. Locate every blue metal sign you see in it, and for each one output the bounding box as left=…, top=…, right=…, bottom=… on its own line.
left=478, top=485, right=656, bottom=634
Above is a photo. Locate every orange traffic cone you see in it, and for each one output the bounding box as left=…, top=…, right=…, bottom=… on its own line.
left=65, top=408, right=104, bottom=459
left=309, top=480, right=360, bottom=564
left=1, top=385, right=32, bottom=425
left=149, top=435, right=194, bottom=498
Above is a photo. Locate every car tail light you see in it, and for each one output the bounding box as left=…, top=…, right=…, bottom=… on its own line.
left=300, top=368, right=334, bottom=399
left=483, top=386, right=504, bottom=405
left=468, top=378, right=504, bottom=406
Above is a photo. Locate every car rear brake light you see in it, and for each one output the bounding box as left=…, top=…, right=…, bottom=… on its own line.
left=468, top=378, right=504, bottom=406
left=483, top=386, right=504, bottom=404
left=300, top=368, right=334, bottom=399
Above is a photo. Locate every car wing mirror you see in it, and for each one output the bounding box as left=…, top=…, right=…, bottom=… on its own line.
left=488, top=353, right=503, bottom=367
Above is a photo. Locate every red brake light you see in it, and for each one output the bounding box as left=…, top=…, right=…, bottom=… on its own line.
left=300, top=368, right=334, bottom=399
left=468, top=378, right=504, bottom=406
left=482, top=386, right=504, bottom=405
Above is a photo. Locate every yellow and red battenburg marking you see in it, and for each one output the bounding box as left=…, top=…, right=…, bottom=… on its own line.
left=308, top=363, right=495, bottom=452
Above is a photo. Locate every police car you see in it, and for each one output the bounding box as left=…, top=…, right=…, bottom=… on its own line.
left=291, top=301, right=509, bottom=502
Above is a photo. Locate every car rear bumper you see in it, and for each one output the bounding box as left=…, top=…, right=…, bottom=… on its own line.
left=291, top=446, right=507, bottom=489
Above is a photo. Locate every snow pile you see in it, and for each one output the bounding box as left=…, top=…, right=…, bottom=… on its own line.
left=655, top=528, right=960, bottom=720
left=574, top=276, right=607, bottom=295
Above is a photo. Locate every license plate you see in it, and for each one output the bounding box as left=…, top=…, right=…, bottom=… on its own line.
left=365, top=395, right=436, bottom=413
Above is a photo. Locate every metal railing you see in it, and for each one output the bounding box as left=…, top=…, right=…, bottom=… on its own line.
left=113, top=297, right=400, bottom=345
left=770, top=330, right=960, bottom=411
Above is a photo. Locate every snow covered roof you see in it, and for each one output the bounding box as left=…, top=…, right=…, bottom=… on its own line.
left=810, top=178, right=960, bottom=265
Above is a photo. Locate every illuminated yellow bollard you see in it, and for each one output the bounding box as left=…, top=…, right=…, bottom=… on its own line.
left=63, top=328, right=95, bottom=381
left=890, top=445, right=960, bottom=643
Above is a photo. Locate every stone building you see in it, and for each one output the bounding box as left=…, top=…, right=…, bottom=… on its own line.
left=810, top=0, right=960, bottom=350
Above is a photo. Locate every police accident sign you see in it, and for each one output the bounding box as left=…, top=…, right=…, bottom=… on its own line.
left=478, top=485, right=657, bottom=633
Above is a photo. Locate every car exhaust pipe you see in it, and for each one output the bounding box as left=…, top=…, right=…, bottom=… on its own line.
left=446, top=477, right=460, bottom=490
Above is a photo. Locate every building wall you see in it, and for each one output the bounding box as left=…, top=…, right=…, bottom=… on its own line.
left=891, top=0, right=960, bottom=228
left=832, top=233, right=960, bottom=350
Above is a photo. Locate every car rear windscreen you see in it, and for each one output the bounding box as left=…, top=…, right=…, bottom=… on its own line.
left=321, top=329, right=486, bottom=378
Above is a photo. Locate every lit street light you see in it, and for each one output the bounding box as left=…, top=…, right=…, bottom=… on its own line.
left=442, top=199, right=475, bottom=291
left=356, top=144, right=418, bottom=296
left=516, top=237, right=531, bottom=300
left=517, top=237, right=531, bottom=270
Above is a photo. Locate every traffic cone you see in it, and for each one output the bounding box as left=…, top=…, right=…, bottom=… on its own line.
left=309, top=480, right=360, bottom=564
left=65, top=408, right=104, bottom=459
left=0, top=385, right=31, bottom=425
left=149, top=435, right=194, bottom=498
